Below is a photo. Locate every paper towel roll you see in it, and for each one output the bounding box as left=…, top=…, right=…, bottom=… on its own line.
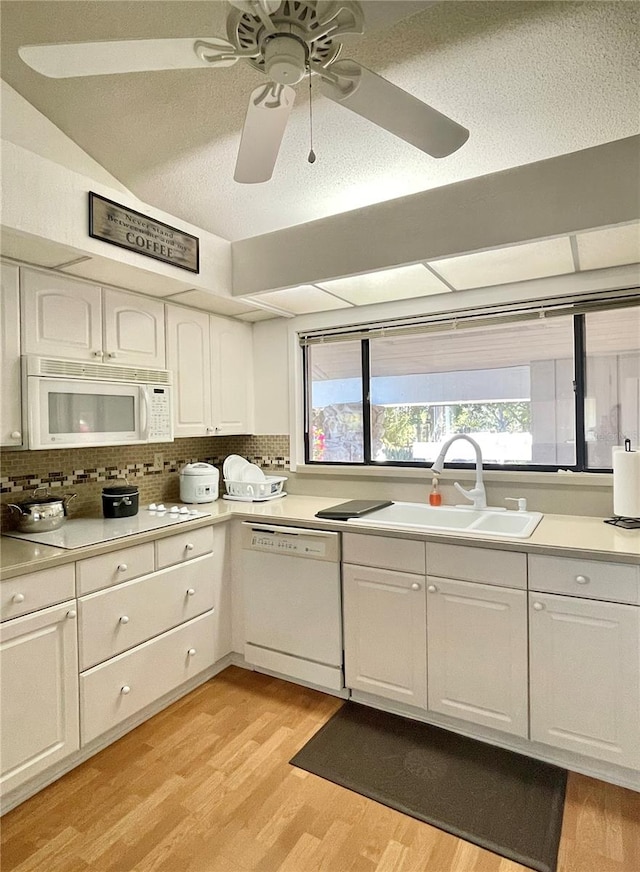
left=613, top=448, right=640, bottom=517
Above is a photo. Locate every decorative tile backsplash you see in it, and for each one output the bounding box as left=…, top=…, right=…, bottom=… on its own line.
left=0, top=435, right=289, bottom=527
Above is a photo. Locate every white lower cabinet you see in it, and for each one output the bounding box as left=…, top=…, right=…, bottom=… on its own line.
left=343, top=563, right=427, bottom=708
left=426, top=578, right=528, bottom=737
left=80, top=611, right=216, bottom=745
left=0, top=601, right=79, bottom=796
left=78, top=554, right=216, bottom=670
left=529, top=591, right=640, bottom=769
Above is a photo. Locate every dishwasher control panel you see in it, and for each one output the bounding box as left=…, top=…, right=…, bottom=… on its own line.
left=242, top=524, right=340, bottom=562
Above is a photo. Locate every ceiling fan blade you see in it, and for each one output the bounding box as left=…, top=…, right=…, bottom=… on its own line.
left=18, top=37, right=240, bottom=78
left=227, top=1, right=280, bottom=16
left=234, top=83, right=296, bottom=184
left=319, top=60, right=469, bottom=158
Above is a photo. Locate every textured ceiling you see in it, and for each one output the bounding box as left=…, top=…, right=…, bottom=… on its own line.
left=1, top=1, right=639, bottom=243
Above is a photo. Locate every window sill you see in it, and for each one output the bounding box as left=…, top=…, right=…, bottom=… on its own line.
left=292, top=464, right=613, bottom=488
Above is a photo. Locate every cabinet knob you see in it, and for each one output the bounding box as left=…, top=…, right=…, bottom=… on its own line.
left=12, top=593, right=25, bottom=604
left=117, top=564, right=128, bottom=572
left=10, top=431, right=21, bottom=440
left=108, top=352, right=117, bottom=358
left=575, top=575, right=589, bottom=585
left=187, top=648, right=197, bottom=657
left=533, top=602, right=545, bottom=611
left=411, top=583, right=421, bottom=591
left=119, top=615, right=130, bottom=624
left=186, top=588, right=196, bottom=596
left=185, top=543, right=194, bottom=551
left=66, top=609, right=77, bottom=619
left=427, top=584, right=438, bottom=593
left=93, top=350, right=103, bottom=358
left=121, top=685, right=131, bottom=695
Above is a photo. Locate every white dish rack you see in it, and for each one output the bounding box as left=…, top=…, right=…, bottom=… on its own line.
left=223, top=475, right=287, bottom=500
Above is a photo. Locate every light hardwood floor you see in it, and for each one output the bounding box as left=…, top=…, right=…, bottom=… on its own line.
left=1, top=666, right=638, bottom=872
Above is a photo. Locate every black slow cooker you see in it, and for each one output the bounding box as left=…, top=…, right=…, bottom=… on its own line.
left=102, top=484, right=139, bottom=519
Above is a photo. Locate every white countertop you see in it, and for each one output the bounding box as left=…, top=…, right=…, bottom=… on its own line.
left=1, top=495, right=639, bottom=579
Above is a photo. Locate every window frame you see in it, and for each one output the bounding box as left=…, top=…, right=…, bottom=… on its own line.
left=301, top=293, right=639, bottom=474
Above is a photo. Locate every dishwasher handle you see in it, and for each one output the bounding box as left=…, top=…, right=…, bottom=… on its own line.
left=242, top=522, right=338, bottom=539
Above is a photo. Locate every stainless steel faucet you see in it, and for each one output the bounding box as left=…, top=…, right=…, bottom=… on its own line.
left=431, top=434, right=487, bottom=509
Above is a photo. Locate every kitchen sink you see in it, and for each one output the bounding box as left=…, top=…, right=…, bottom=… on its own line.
left=348, top=502, right=543, bottom=539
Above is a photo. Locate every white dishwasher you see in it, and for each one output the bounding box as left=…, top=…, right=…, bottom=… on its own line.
left=241, top=522, right=343, bottom=692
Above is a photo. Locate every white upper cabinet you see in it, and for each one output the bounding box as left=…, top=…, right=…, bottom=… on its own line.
left=21, top=269, right=166, bottom=367
left=209, top=315, right=254, bottom=435
left=1, top=262, right=23, bottom=447
left=166, top=305, right=254, bottom=438
left=21, top=269, right=102, bottom=361
left=102, top=289, right=165, bottom=368
left=166, top=304, right=212, bottom=437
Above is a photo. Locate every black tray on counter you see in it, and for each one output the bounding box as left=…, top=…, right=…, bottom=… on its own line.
left=315, top=500, right=394, bottom=520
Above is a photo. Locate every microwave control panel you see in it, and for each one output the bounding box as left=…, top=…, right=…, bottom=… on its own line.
left=148, top=386, right=172, bottom=441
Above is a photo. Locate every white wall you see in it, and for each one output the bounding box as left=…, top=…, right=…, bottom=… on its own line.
left=252, top=318, right=290, bottom=434
left=1, top=83, right=232, bottom=297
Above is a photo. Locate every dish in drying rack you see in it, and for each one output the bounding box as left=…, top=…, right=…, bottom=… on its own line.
left=223, top=491, right=287, bottom=503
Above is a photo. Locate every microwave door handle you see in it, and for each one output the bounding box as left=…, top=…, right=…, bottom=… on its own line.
left=140, top=387, right=150, bottom=440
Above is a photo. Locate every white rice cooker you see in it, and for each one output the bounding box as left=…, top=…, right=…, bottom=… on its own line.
left=179, top=462, right=219, bottom=503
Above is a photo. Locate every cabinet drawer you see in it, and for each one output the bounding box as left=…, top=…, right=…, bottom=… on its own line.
left=342, top=533, right=425, bottom=574
left=80, top=610, right=216, bottom=745
left=426, top=543, right=527, bottom=590
left=1, top=564, right=75, bottom=621
left=78, top=554, right=215, bottom=669
left=529, top=555, right=639, bottom=604
left=155, top=526, right=214, bottom=569
left=77, top=543, right=155, bottom=595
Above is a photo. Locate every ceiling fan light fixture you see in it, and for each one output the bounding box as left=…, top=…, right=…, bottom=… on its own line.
left=263, top=33, right=307, bottom=85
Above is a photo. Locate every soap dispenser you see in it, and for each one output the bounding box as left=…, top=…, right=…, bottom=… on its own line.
left=429, top=476, right=442, bottom=506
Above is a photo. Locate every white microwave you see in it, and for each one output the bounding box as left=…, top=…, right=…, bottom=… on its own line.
left=23, top=356, right=173, bottom=449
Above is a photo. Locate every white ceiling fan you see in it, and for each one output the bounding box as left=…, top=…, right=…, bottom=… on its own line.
left=18, top=0, right=469, bottom=184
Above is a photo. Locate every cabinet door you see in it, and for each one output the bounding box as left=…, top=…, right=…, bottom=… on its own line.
left=210, top=315, right=253, bottom=435
left=166, top=305, right=211, bottom=437
left=1, top=262, right=23, bottom=446
left=78, top=554, right=216, bottom=669
left=21, top=269, right=102, bottom=361
left=427, top=578, right=528, bottom=737
left=0, top=601, right=79, bottom=797
left=529, top=593, right=640, bottom=769
left=343, top=564, right=426, bottom=708
left=103, top=289, right=166, bottom=368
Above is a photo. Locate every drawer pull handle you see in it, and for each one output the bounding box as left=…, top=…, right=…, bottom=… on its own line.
left=121, top=685, right=131, bottom=695
left=185, top=543, right=194, bottom=551
left=427, top=585, right=437, bottom=593
left=575, top=575, right=589, bottom=584
left=186, top=588, right=196, bottom=596
left=411, top=583, right=421, bottom=591
left=117, top=564, right=128, bottom=573
left=187, top=648, right=197, bottom=657
left=66, top=609, right=77, bottom=619
left=119, top=615, right=130, bottom=624
left=533, top=602, right=545, bottom=611
left=12, top=593, right=25, bottom=604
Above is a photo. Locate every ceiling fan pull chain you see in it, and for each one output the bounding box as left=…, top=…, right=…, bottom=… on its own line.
left=308, top=67, right=316, bottom=164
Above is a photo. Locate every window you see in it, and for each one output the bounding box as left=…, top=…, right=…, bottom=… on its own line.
left=584, top=306, right=640, bottom=468
left=303, top=297, right=640, bottom=472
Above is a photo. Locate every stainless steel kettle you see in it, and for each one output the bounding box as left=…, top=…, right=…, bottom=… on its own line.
left=8, top=487, right=77, bottom=532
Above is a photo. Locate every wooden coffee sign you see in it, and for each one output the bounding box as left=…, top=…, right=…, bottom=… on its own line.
left=89, top=192, right=199, bottom=273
